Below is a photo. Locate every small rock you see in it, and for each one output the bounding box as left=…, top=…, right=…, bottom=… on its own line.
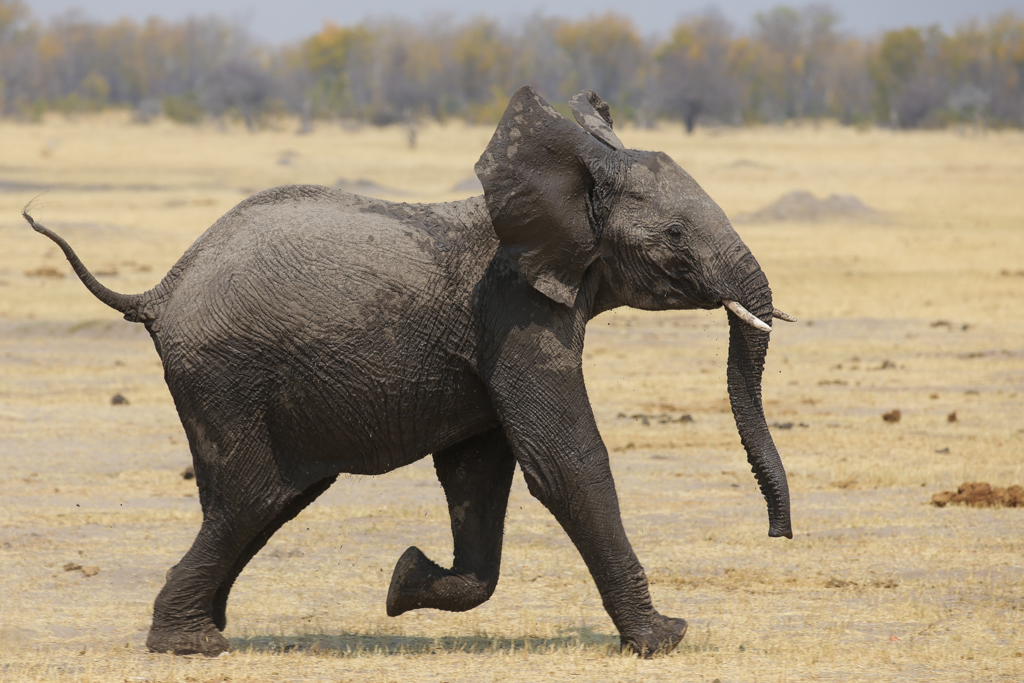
left=882, top=409, right=901, bottom=423
left=947, top=411, right=957, bottom=423
left=111, top=394, right=129, bottom=405
left=81, top=566, right=100, bottom=577
left=63, top=562, right=82, bottom=572
left=182, top=465, right=195, bottom=480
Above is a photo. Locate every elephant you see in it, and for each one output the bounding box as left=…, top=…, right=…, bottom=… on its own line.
left=24, top=86, right=793, bottom=658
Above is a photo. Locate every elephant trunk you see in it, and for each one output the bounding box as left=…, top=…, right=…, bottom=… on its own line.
left=723, top=264, right=792, bottom=539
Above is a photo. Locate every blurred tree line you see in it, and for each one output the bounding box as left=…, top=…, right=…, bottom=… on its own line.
left=1, top=0, right=1022, bottom=130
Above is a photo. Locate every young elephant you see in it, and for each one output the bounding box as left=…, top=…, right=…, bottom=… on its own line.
left=26, top=86, right=793, bottom=657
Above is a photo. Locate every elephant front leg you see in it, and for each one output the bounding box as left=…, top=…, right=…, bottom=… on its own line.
left=387, top=427, right=515, bottom=615
left=488, top=356, right=687, bottom=656
left=519, top=455, right=688, bottom=656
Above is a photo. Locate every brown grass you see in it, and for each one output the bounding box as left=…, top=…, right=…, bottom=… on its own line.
left=1, top=112, right=1022, bottom=682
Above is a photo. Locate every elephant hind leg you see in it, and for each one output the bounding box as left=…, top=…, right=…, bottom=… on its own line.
left=211, top=474, right=338, bottom=631
left=147, top=422, right=335, bottom=656
left=387, top=427, right=515, bottom=616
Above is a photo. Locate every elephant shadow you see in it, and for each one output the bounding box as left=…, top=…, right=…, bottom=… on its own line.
left=229, top=626, right=619, bottom=656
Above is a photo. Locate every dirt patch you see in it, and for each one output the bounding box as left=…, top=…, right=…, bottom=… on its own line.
left=771, top=421, right=809, bottom=429
left=23, top=266, right=64, bottom=278
left=0, top=178, right=167, bottom=192
left=616, top=412, right=693, bottom=426
left=932, top=482, right=1024, bottom=508
left=824, top=577, right=899, bottom=589
left=738, top=190, right=880, bottom=222
left=62, top=562, right=100, bottom=577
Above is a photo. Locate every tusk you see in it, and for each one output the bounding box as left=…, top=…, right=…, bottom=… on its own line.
left=772, top=308, right=797, bottom=323
left=723, top=299, right=772, bottom=332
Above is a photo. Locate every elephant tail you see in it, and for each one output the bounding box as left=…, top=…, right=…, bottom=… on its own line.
left=23, top=210, right=155, bottom=323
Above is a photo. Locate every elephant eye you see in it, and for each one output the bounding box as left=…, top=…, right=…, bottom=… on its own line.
left=666, top=224, right=684, bottom=240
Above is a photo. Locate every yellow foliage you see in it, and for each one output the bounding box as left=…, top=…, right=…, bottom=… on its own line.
left=35, top=31, right=64, bottom=63
left=555, top=12, right=641, bottom=57
left=82, top=71, right=110, bottom=103
left=302, top=22, right=372, bottom=76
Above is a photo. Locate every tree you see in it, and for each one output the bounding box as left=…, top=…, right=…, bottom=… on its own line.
left=751, top=6, right=803, bottom=119
left=555, top=13, right=646, bottom=112
left=508, top=15, right=573, bottom=107
left=986, top=14, right=1024, bottom=126
left=199, top=59, right=273, bottom=129
left=744, top=5, right=843, bottom=121
left=656, top=11, right=739, bottom=132
left=0, top=0, right=33, bottom=116
left=301, top=22, right=371, bottom=116
left=453, top=19, right=510, bottom=109
left=0, top=0, right=27, bottom=41
left=871, top=26, right=947, bottom=127
left=825, top=36, right=874, bottom=124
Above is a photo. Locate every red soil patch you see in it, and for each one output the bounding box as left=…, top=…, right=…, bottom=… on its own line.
left=932, top=482, right=1024, bottom=508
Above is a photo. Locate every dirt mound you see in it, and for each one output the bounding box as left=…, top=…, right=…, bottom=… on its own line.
left=739, top=190, right=879, bottom=222
left=333, top=177, right=407, bottom=197
left=451, top=176, right=483, bottom=193
left=932, top=482, right=1024, bottom=508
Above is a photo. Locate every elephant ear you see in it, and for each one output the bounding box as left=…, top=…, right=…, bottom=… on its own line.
left=475, top=86, right=615, bottom=307
left=569, top=90, right=625, bottom=150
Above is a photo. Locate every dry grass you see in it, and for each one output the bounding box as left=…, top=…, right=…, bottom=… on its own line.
left=1, top=112, right=1023, bottom=682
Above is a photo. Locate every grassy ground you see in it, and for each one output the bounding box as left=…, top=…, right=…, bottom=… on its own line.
left=1, top=112, right=1022, bottom=682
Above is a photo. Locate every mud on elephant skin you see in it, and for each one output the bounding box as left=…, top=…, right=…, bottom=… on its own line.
left=25, top=86, right=795, bottom=658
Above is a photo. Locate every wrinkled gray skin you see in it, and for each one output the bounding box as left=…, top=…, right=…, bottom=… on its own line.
left=26, top=86, right=791, bottom=658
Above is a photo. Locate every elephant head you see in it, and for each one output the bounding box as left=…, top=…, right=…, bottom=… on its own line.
left=476, top=87, right=793, bottom=539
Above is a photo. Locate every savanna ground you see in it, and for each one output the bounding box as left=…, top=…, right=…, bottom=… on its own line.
left=0, top=113, right=1022, bottom=682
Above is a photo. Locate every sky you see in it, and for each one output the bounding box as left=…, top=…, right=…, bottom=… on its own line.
left=22, top=0, right=1024, bottom=44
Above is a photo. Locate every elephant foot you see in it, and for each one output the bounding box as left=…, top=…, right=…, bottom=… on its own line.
left=620, top=613, right=688, bottom=658
left=386, top=546, right=494, bottom=616
left=146, top=623, right=230, bottom=657
left=387, top=546, right=444, bottom=616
